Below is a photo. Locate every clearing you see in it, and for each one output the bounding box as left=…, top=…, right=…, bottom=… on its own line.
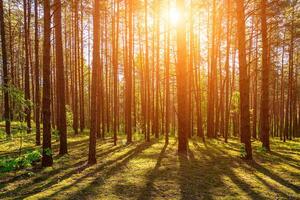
left=0, top=134, right=300, bottom=200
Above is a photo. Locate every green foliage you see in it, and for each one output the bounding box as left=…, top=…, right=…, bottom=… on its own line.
left=52, top=129, right=59, bottom=139
left=13, top=121, right=28, bottom=133
left=0, top=159, right=17, bottom=172
left=66, top=105, right=73, bottom=129
left=0, top=150, right=41, bottom=172
left=257, top=146, right=267, bottom=154
left=1, top=84, right=32, bottom=119
left=26, top=150, right=41, bottom=163
left=239, top=144, right=247, bottom=158
left=44, top=148, right=52, bottom=156
left=231, top=91, right=240, bottom=113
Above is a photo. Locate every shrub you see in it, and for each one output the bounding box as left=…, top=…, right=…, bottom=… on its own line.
left=0, top=150, right=41, bottom=172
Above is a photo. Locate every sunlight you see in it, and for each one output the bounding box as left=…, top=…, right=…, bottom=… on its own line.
left=169, top=7, right=180, bottom=26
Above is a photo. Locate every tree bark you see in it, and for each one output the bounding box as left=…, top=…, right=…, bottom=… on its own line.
left=176, top=0, right=188, bottom=155
left=260, top=0, right=270, bottom=150
left=88, top=0, right=100, bottom=165
left=42, top=0, right=53, bottom=167
left=54, top=0, right=68, bottom=155
left=24, top=0, right=31, bottom=133
left=236, top=0, right=252, bottom=160
left=34, top=0, right=40, bottom=145
left=0, top=0, right=11, bottom=137
left=125, top=0, right=133, bottom=143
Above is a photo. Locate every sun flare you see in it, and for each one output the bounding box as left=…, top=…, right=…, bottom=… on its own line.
left=169, top=7, right=180, bottom=26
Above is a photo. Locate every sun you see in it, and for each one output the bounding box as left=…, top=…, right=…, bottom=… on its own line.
left=169, top=7, right=180, bottom=26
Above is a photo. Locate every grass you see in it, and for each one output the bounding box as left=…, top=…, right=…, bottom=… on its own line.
left=0, top=132, right=300, bottom=200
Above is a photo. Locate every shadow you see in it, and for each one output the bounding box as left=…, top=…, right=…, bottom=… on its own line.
left=0, top=137, right=114, bottom=187
left=42, top=141, right=155, bottom=200
left=178, top=140, right=265, bottom=200
left=137, top=143, right=168, bottom=200
left=178, top=149, right=214, bottom=200
left=268, top=151, right=300, bottom=167
left=276, top=150, right=300, bottom=156
left=2, top=137, right=300, bottom=199
left=225, top=163, right=266, bottom=200
left=248, top=161, right=300, bottom=193
left=253, top=173, right=290, bottom=198
left=0, top=138, right=90, bottom=186
left=0, top=142, right=128, bottom=199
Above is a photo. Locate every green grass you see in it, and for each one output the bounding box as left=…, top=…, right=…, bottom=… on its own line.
left=0, top=133, right=299, bottom=200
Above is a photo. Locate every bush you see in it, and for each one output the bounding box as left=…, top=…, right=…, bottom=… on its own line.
left=0, top=150, right=41, bottom=172
left=240, top=144, right=247, bottom=158
left=257, top=146, right=267, bottom=154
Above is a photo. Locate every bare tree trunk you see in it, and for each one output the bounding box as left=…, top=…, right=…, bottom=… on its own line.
left=154, top=0, right=160, bottom=139
left=34, top=0, right=40, bottom=145
left=79, top=0, right=85, bottom=132
left=24, top=0, right=31, bottom=133
left=0, top=0, right=11, bottom=137
left=177, top=0, right=188, bottom=155
left=42, top=0, right=53, bottom=167
left=125, top=0, right=133, bottom=143
left=260, top=0, right=270, bottom=150
left=145, top=0, right=150, bottom=142
left=207, top=0, right=216, bottom=138
left=73, top=0, right=79, bottom=135
left=236, top=0, right=252, bottom=160
left=54, top=0, right=68, bottom=155
left=165, top=0, right=170, bottom=144
left=224, top=0, right=231, bottom=142
left=88, top=0, right=100, bottom=165
left=113, top=0, right=119, bottom=145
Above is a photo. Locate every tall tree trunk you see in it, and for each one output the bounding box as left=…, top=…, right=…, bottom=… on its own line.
left=125, top=0, right=133, bottom=143
left=224, top=0, right=231, bottom=142
left=8, top=3, right=15, bottom=120
left=145, top=0, right=150, bottom=142
left=280, top=30, right=286, bottom=140
left=154, top=0, right=160, bottom=139
left=188, top=0, right=193, bottom=138
left=207, top=0, right=216, bottom=138
left=165, top=0, right=170, bottom=144
left=260, top=0, right=270, bottom=150
left=24, top=0, right=31, bottom=133
left=113, top=0, right=119, bottom=145
left=236, top=0, right=252, bottom=160
left=79, top=0, right=85, bottom=132
left=73, top=0, right=79, bottom=135
left=54, top=0, right=68, bottom=155
left=176, top=0, right=188, bottom=155
left=42, top=0, right=53, bottom=167
left=0, top=0, right=11, bottom=137
left=252, top=21, right=258, bottom=140
left=34, top=0, right=40, bottom=145
left=88, top=0, right=100, bottom=165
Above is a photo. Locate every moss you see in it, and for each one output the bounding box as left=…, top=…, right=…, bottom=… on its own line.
left=0, top=134, right=299, bottom=199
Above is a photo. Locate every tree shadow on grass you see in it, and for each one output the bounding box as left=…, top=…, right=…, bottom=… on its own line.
left=178, top=148, right=228, bottom=200
left=0, top=138, right=90, bottom=186
left=224, top=162, right=266, bottom=200
left=253, top=173, right=290, bottom=198
left=42, top=141, right=156, bottom=200
left=268, top=151, right=300, bottom=169
left=208, top=140, right=299, bottom=198
left=0, top=141, right=128, bottom=199
left=137, top=143, right=168, bottom=200
left=217, top=140, right=300, bottom=198
left=276, top=150, right=300, bottom=156
left=247, top=160, right=300, bottom=194
left=177, top=140, right=266, bottom=200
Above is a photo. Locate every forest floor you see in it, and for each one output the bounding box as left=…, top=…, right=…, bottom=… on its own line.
left=0, top=132, right=300, bottom=200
